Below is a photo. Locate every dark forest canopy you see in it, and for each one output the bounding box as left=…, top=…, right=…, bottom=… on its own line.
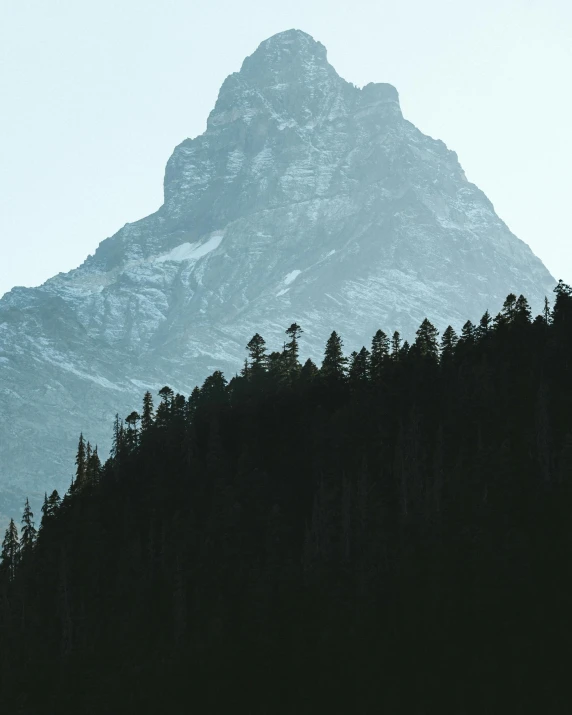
left=1, top=282, right=572, bottom=714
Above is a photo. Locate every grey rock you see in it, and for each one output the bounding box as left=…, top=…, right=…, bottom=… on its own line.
left=0, top=29, right=554, bottom=523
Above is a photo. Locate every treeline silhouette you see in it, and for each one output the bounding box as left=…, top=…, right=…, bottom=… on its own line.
left=1, top=283, right=572, bottom=714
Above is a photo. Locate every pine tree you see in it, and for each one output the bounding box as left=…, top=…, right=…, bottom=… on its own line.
left=141, top=391, right=154, bottom=433
left=47, top=490, right=61, bottom=515
left=300, top=358, right=319, bottom=382
left=156, top=387, right=174, bottom=429
left=391, top=331, right=402, bottom=360
left=75, top=433, right=87, bottom=489
left=40, top=492, right=49, bottom=532
left=371, top=330, right=389, bottom=381
left=552, top=280, right=572, bottom=329
left=1, top=519, right=20, bottom=581
left=542, top=297, right=552, bottom=326
left=477, top=310, right=493, bottom=339
left=20, top=498, right=37, bottom=556
left=514, top=295, right=532, bottom=325
left=414, top=318, right=439, bottom=359
left=87, top=446, right=102, bottom=484
left=501, top=293, right=518, bottom=323
left=246, top=333, right=267, bottom=375
left=200, top=372, right=228, bottom=407
left=349, top=347, right=370, bottom=384
left=284, top=324, right=303, bottom=374
left=440, top=325, right=458, bottom=363
left=321, top=331, right=347, bottom=378
left=125, top=411, right=140, bottom=451
left=460, top=320, right=476, bottom=343
left=186, top=387, right=201, bottom=421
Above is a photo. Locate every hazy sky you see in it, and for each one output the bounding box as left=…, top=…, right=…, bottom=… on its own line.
left=1, top=0, right=571, bottom=298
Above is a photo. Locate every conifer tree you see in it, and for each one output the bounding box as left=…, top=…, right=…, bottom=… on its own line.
left=20, top=498, right=37, bottom=556
left=246, top=333, right=267, bottom=375
left=75, top=433, right=87, bottom=489
left=501, top=293, right=518, bottom=323
left=414, top=318, right=439, bottom=359
left=440, top=325, right=458, bottom=362
left=200, top=372, right=228, bottom=406
left=542, top=297, right=552, bottom=326
left=111, top=414, right=126, bottom=460
left=47, top=490, right=61, bottom=516
left=186, top=387, right=201, bottom=421
left=460, top=320, right=476, bottom=343
left=284, top=323, right=303, bottom=374
left=87, top=446, right=102, bottom=484
left=156, top=387, right=174, bottom=429
left=477, top=310, right=493, bottom=339
left=40, top=492, right=49, bottom=532
left=1, top=519, right=20, bottom=581
left=514, top=295, right=532, bottom=325
left=371, top=330, right=389, bottom=381
left=321, top=331, right=347, bottom=378
left=300, top=358, right=319, bottom=382
left=141, top=391, right=154, bottom=433
left=125, top=411, right=140, bottom=451
left=349, top=347, right=370, bottom=383
left=391, top=331, right=402, bottom=360
left=552, top=280, right=572, bottom=329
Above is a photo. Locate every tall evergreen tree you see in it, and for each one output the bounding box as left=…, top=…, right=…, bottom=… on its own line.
left=501, top=293, right=518, bottom=323
left=349, top=347, right=370, bottom=384
left=321, top=331, right=347, bottom=378
left=47, top=490, right=61, bottom=517
left=284, top=324, right=303, bottom=374
left=542, top=297, right=552, bottom=326
left=440, top=325, right=458, bottom=362
left=75, top=433, right=87, bottom=489
left=87, top=446, right=102, bottom=484
left=414, top=318, right=439, bottom=359
left=553, top=279, right=572, bottom=329
left=514, top=295, right=532, bottom=325
left=371, top=330, right=389, bottom=381
left=477, top=310, right=493, bottom=339
left=1, top=519, right=20, bottom=581
left=20, top=498, right=37, bottom=556
left=245, top=333, right=267, bottom=380
left=141, top=391, right=155, bottom=433
left=391, top=331, right=402, bottom=360
left=460, top=320, right=476, bottom=343
left=125, top=411, right=140, bottom=451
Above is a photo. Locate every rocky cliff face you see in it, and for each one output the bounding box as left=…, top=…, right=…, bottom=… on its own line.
left=0, top=29, right=554, bottom=521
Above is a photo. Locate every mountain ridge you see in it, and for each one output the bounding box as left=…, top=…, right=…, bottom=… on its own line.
left=0, top=28, right=554, bottom=522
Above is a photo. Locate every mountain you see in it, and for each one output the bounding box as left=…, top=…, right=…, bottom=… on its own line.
left=0, top=29, right=554, bottom=522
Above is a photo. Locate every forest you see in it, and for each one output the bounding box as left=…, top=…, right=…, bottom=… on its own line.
left=1, top=282, right=571, bottom=714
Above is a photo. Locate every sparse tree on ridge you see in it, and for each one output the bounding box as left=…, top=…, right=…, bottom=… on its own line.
left=74, top=433, right=87, bottom=489
left=1, top=518, right=20, bottom=581
left=246, top=333, right=268, bottom=376
left=321, top=331, right=347, bottom=378
left=20, top=498, right=37, bottom=556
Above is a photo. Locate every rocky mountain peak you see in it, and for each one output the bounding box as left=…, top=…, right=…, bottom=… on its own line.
left=206, top=29, right=345, bottom=132
left=0, top=29, right=554, bottom=527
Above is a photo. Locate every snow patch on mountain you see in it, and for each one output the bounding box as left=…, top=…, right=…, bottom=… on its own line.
left=156, top=233, right=224, bottom=263
left=284, top=270, right=301, bottom=285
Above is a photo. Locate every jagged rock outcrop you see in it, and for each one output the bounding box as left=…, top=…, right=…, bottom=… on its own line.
left=0, top=29, right=554, bottom=522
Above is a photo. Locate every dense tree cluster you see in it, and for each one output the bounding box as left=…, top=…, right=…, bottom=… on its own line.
left=1, top=283, right=572, bottom=713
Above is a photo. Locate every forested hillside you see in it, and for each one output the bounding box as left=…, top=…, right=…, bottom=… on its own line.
left=1, top=282, right=571, bottom=714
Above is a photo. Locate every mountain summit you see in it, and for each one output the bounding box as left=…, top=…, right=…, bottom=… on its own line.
left=0, top=30, right=554, bottom=520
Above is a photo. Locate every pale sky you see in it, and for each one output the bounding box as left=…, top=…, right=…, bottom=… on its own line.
left=1, top=0, right=571, bottom=299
